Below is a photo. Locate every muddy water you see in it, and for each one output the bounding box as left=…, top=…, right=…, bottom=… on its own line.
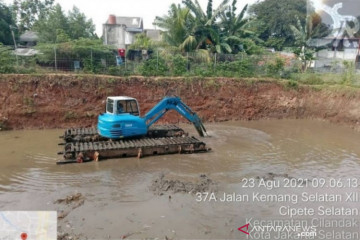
left=1, top=119, right=360, bottom=239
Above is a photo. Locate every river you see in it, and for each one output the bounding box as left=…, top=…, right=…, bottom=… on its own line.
left=1, top=119, right=360, bottom=239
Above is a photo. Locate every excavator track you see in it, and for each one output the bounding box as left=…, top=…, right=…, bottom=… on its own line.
left=57, top=136, right=210, bottom=165
left=60, top=125, right=186, bottom=143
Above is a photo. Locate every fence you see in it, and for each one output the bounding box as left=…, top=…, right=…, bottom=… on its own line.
left=4, top=45, right=360, bottom=78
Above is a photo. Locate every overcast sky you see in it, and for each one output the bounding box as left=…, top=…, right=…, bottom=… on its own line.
left=3, top=0, right=258, bottom=36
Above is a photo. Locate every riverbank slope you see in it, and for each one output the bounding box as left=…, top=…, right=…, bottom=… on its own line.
left=1, top=74, right=359, bottom=130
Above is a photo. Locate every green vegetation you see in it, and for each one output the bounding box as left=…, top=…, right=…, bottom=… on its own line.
left=139, top=56, right=169, bottom=76
left=266, top=57, right=285, bottom=77
left=171, top=54, right=187, bottom=76
left=154, top=0, right=259, bottom=55
left=248, top=0, right=307, bottom=50
left=11, top=0, right=95, bottom=41
left=0, top=2, right=15, bottom=45
left=0, top=44, right=16, bottom=73
left=32, top=4, right=95, bottom=43
left=0, top=0, right=359, bottom=89
left=12, top=0, right=55, bottom=33
left=35, top=38, right=114, bottom=73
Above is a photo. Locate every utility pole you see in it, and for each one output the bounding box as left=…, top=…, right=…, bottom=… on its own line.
left=157, top=50, right=159, bottom=71
left=54, top=46, right=57, bottom=71
left=9, top=25, right=19, bottom=67
left=214, top=53, right=217, bottom=69
left=91, top=49, right=93, bottom=65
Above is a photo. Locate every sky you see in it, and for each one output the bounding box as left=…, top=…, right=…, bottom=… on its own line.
left=3, top=0, right=258, bottom=36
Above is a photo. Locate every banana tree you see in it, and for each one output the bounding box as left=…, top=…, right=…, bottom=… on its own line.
left=219, top=0, right=262, bottom=54
left=182, top=0, right=232, bottom=53
left=290, top=15, right=330, bottom=72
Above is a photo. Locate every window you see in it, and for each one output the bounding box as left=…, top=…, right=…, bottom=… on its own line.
left=115, top=100, right=139, bottom=115
left=126, top=100, right=139, bottom=116
left=117, top=101, right=125, bottom=113
left=107, top=99, right=114, bottom=113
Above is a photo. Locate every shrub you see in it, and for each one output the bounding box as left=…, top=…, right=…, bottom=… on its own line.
left=139, top=56, right=169, bottom=76
left=266, top=57, right=285, bottom=77
left=215, top=59, right=256, bottom=77
left=341, top=61, right=355, bottom=85
left=171, top=54, right=187, bottom=76
left=0, top=44, right=16, bottom=73
left=286, top=80, right=298, bottom=89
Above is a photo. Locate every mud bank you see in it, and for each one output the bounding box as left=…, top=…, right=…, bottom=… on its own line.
left=1, top=74, right=360, bottom=130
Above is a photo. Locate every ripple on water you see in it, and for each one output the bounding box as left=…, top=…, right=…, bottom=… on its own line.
left=1, top=120, right=360, bottom=194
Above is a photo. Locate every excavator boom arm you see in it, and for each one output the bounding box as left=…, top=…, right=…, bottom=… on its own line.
left=144, top=97, right=207, bottom=137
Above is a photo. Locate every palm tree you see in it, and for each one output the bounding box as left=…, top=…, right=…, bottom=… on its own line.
left=154, top=4, right=194, bottom=50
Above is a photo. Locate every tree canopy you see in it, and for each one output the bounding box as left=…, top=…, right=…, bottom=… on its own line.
left=154, top=0, right=263, bottom=54
left=67, top=6, right=96, bottom=40
left=154, top=4, right=194, bottom=49
left=32, top=4, right=96, bottom=43
left=249, top=0, right=307, bottom=50
left=12, top=0, right=54, bottom=33
left=0, top=2, right=16, bottom=45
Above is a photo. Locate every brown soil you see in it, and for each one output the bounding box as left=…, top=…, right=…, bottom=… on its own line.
left=1, top=74, right=360, bottom=130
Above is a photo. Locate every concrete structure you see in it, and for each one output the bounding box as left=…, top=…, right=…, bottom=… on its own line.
left=144, top=29, right=162, bottom=42
left=311, top=38, right=360, bottom=69
left=103, top=15, right=144, bottom=49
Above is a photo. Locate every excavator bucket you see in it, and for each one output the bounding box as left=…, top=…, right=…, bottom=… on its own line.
left=194, top=121, right=207, bottom=137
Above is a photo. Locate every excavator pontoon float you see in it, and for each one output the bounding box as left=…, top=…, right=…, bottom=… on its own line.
left=57, top=96, right=210, bottom=164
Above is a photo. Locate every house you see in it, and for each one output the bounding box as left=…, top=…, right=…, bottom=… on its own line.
left=15, top=31, right=39, bottom=56
left=311, top=38, right=360, bottom=70
left=103, top=15, right=144, bottom=49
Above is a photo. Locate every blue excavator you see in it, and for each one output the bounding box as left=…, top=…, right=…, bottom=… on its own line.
left=97, top=96, right=207, bottom=139
left=58, top=96, right=209, bottom=164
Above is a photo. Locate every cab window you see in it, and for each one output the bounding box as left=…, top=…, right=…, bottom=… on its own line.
left=116, top=100, right=139, bottom=115
left=106, top=99, right=114, bottom=113
left=126, top=100, right=139, bottom=116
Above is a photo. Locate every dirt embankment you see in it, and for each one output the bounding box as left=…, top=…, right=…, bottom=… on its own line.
left=1, top=74, right=360, bottom=130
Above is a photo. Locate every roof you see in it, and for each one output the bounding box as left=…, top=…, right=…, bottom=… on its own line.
left=106, top=16, right=143, bottom=30
left=14, top=48, right=39, bottom=56
left=19, top=31, right=39, bottom=42
left=108, top=96, right=136, bottom=101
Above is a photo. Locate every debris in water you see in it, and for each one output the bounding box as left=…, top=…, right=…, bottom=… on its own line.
left=55, top=193, right=85, bottom=220
left=55, top=193, right=84, bottom=204
left=256, top=172, right=312, bottom=185
left=57, top=232, right=82, bottom=240
left=150, top=173, right=217, bottom=195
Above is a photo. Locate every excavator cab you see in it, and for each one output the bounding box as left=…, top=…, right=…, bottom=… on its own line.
left=98, top=96, right=147, bottom=139
left=106, top=97, right=140, bottom=116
